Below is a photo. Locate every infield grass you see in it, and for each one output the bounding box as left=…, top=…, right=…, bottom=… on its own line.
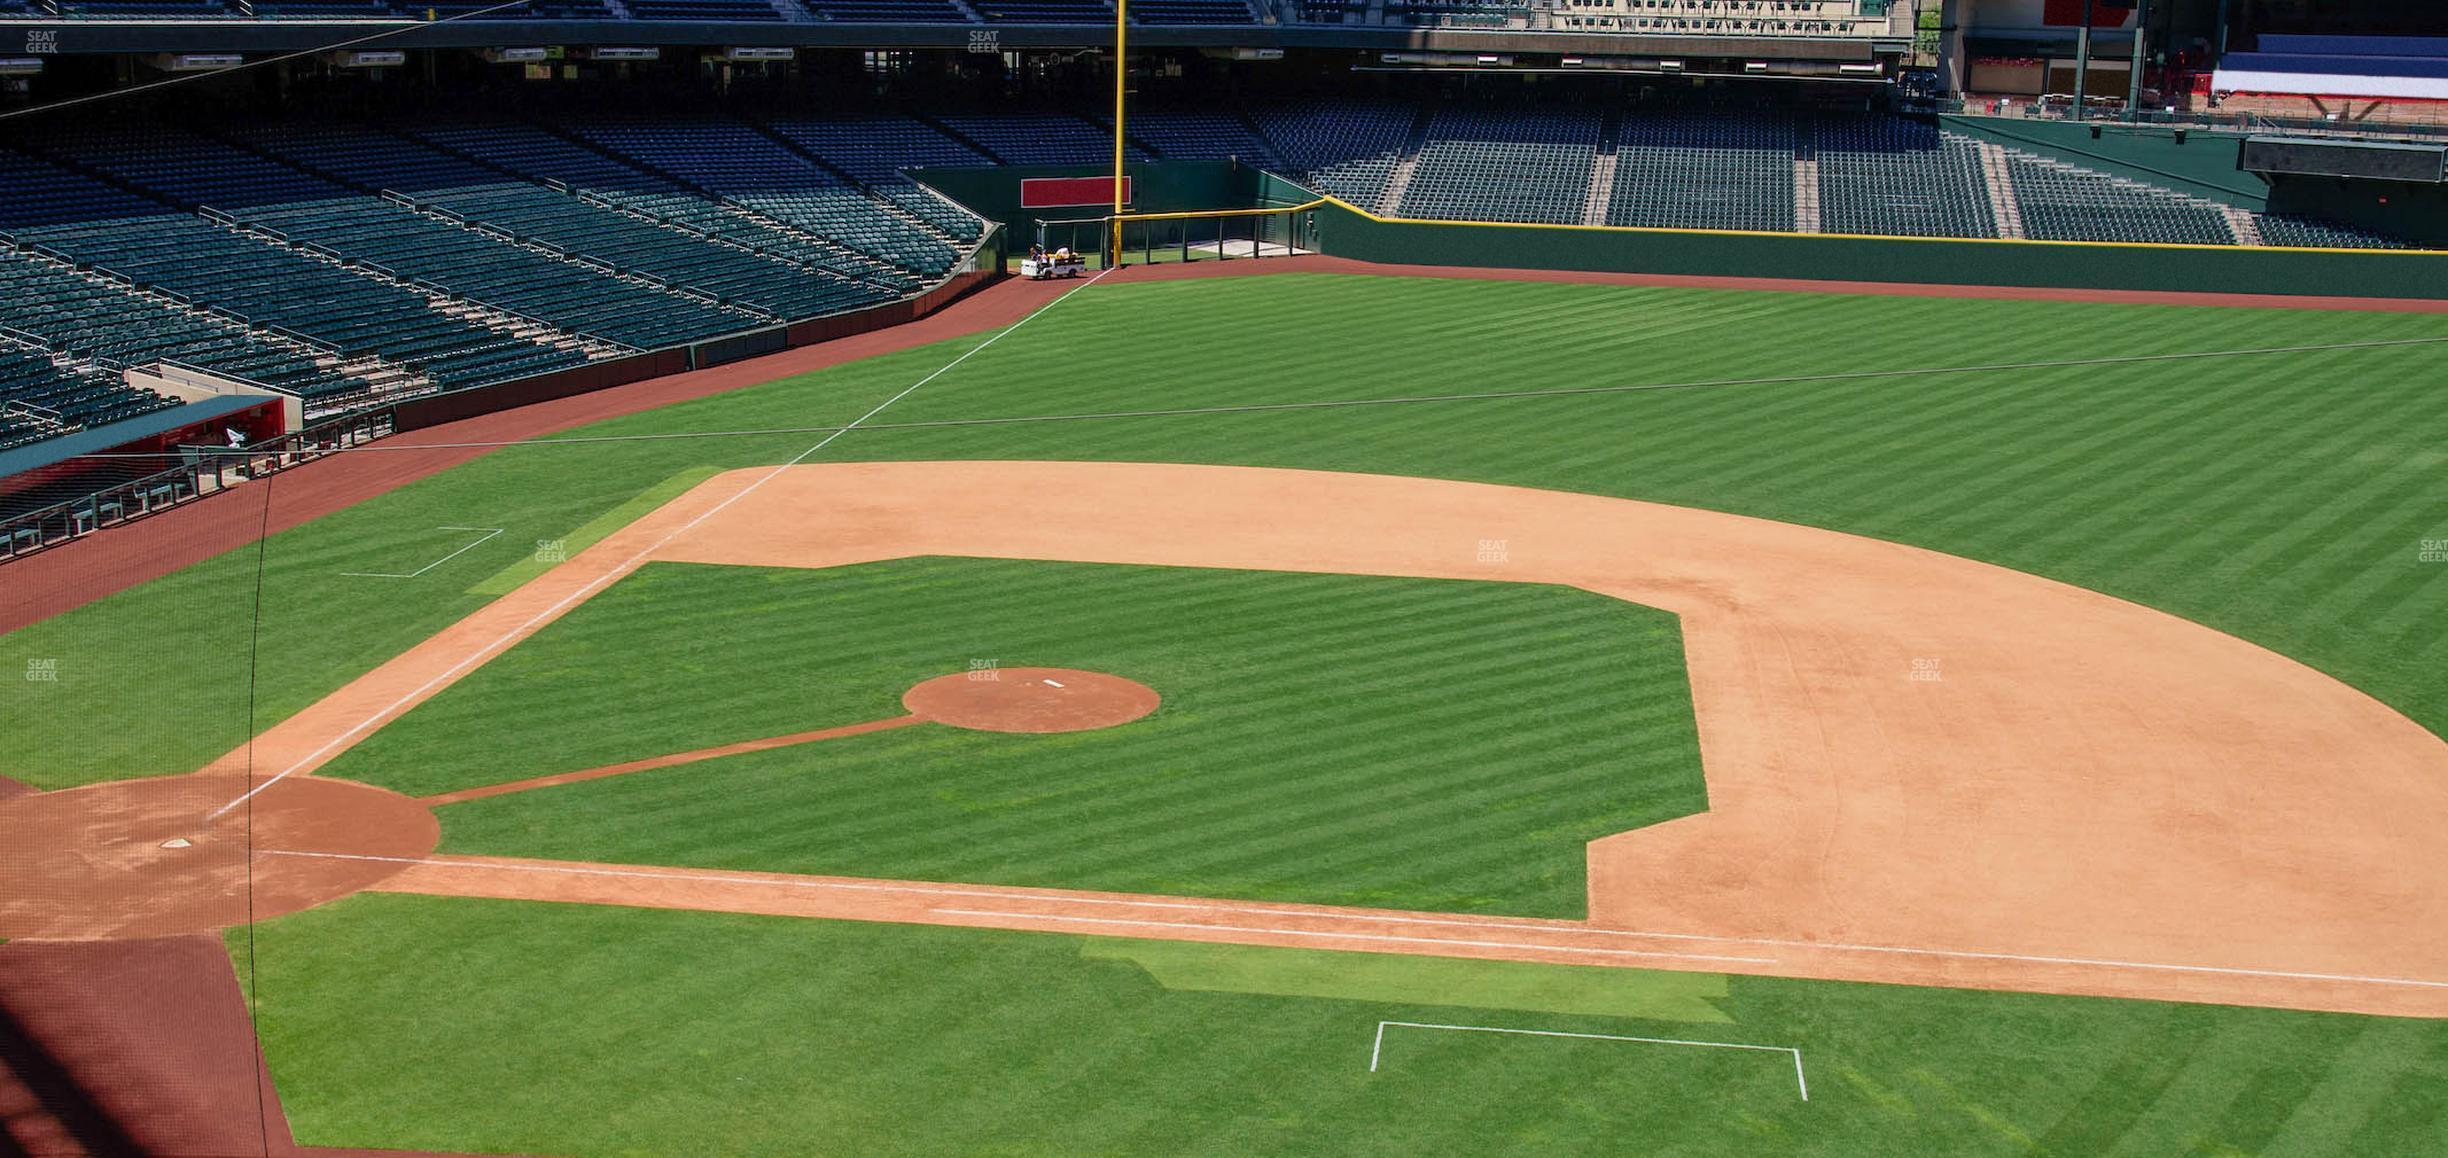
left=16, top=269, right=2445, bottom=1158
left=7, top=273, right=2444, bottom=793
left=239, top=894, right=2448, bottom=1157
left=324, top=556, right=1707, bottom=916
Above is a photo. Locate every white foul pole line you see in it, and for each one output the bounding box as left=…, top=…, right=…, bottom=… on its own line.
left=211, top=268, right=1116, bottom=821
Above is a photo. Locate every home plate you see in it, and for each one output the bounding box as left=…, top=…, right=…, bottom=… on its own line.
left=161, top=838, right=193, bottom=849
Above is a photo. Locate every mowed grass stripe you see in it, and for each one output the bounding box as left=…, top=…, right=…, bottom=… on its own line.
left=403, top=557, right=1703, bottom=916
left=250, top=894, right=2445, bottom=1157
left=171, top=272, right=2445, bottom=1158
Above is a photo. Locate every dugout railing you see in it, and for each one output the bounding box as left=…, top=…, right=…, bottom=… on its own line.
left=0, top=405, right=397, bottom=563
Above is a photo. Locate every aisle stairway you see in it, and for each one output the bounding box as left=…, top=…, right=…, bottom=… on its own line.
left=1377, top=104, right=1434, bottom=216
left=1793, top=158, right=1821, bottom=233
left=1582, top=148, right=1618, bottom=228
left=1975, top=141, right=2025, bottom=240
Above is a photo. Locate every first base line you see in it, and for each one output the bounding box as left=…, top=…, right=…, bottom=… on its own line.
left=1368, top=1020, right=1809, bottom=1101
left=340, top=527, right=504, bottom=580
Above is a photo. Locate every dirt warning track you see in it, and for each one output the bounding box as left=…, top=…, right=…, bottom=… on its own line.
left=196, top=460, right=2448, bottom=1017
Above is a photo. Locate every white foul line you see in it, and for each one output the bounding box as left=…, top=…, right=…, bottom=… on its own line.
left=928, top=908, right=1775, bottom=965
left=262, top=850, right=2448, bottom=992
left=211, top=268, right=1116, bottom=820
left=1368, top=1021, right=1808, bottom=1101
left=963, top=896, right=2448, bottom=990
left=339, top=526, right=504, bottom=579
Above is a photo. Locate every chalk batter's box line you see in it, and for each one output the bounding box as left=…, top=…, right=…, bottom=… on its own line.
left=1367, top=1020, right=1809, bottom=1101
left=340, top=526, right=505, bottom=579
left=214, top=266, right=1116, bottom=823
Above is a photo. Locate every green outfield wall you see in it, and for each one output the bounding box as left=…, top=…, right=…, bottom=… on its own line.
left=1939, top=114, right=2448, bottom=244
left=1939, top=116, right=2269, bottom=206
left=916, top=162, right=2447, bottom=300
left=909, top=161, right=1277, bottom=235
left=1303, top=198, right=2448, bottom=301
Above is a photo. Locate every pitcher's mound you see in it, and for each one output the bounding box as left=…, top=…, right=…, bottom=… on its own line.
left=903, top=667, right=1160, bottom=734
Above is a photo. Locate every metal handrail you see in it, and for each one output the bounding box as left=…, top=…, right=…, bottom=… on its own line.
left=0, top=405, right=398, bottom=565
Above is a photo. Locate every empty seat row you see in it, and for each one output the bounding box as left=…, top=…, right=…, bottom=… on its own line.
left=0, top=112, right=998, bottom=461
left=0, top=144, right=168, bottom=230
left=0, top=249, right=375, bottom=400
left=967, top=0, right=1107, bottom=20
left=413, top=183, right=880, bottom=320
left=938, top=111, right=1152, bottom=168
left=1248, top=99, right=1414, bottom=210
left=757, top=116, right=991, bottom=240
left=400, top=118, right=917, bottom=288
left=1124, top=110, right=1285, bottom=168
left=233, top=121, right=508, bottom=196
left=1126, top=0, right=1252, bottom=23
left=1398, top=105, right=1599, bottom=225
left=2004, top=151, right=2235, bottom=246
left=0, top=344, right=180, bottom=452
left=1816, top=117, right=1996, bottom=239
left=1609, top=109, right=1796, bottom=231
left=560, top=115, right=963, bottom=272
left=19, top=213, right=589, bottom=390
left=244, top=198, right=769, bottom=348
left=15, top=122, right=350, bottom=211
left=2257, top=214, right=2407, bottom=250
left=798, top=0, right=968, bottom=19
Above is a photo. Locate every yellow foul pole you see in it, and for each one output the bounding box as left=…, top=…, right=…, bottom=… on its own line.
left=1111, top=0, right=1127, bottom=266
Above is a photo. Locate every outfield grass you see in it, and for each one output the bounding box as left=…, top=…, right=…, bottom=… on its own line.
left=6, top=273, right=2442, bottom=794
left=322, top=557, right=1706, bottom=916
left=240, top=894, right=2448, bottom=1157
left=12, top=270, right=2442, bottom=1155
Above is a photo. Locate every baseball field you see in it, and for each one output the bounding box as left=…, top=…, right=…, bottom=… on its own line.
left=4, top=264, right=2447, bottom=1155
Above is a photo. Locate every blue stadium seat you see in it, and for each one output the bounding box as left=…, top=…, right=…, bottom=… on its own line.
left=243, top=199, right=772, bottom=348
left=1130, top=0, right=1252, bottom=23
left=0, top=249, right=376, bottom=402
left=798, top=0, right=967, bottom=19
left=1609, top=110, right=1796, bottom=232
left=2003, top=150, right=2233, bottom=246
left=401, top=119, right=920, bottom=289
left=1815, top=116, right=1996, bottom=239
left=2258, top=214, right=2407, bottom=249
left=18, top=214, right=591, bottom=392
left=938, top=111, right=1151, bottom=166
left=758, top=116, right=990, bottom=239
left=1398, top=105, right=1598, bottom=225
left=16, top=122, right=351, bottom=211
left=0, top=344, right=180, bottom=452
left=412, top=183, right=890, bottom=319
left=0, top=144, right=171, bottom=229
left=969, top=0, right=1104, bottom=22
left=559, top=115, right=965, bottom=274
left=1124, top=110, right=1281, bottom=166
left=624, top=0, right=784, bottom=19
left=1249, top=99, right=1413, bottom=209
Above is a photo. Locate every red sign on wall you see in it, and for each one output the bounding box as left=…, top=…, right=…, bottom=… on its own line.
left=1020, top=175, right=1133, bottom=210
left=2041, top=0, right=2135, bottom=27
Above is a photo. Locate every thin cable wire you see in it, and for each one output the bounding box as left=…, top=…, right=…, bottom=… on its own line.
left=204, top=264, right=1116, bottom=820
left=83, top=330, right=2448, bottom=460
left=0, top=0, right=536, bottom=125
left=237, top=470, right=277, bottom=1158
